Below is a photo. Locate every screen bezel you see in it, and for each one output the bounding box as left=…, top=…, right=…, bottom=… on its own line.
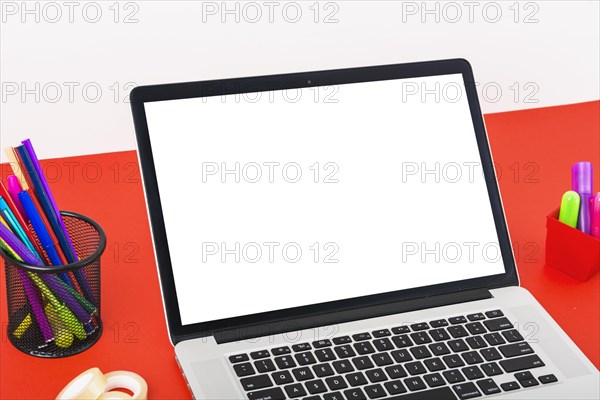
left=130, top=59, right=519, bottom=343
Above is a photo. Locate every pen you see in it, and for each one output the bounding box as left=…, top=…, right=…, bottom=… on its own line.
left=558, top=190, right=580, bottom=229
left=572, top=162, right=593, bottom=234
left=591, top=193, right=600, bottom=240
left=0, top=196, right=42, bottom=262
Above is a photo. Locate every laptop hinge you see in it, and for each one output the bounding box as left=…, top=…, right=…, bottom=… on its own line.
left=212, top=288, right=492, bottom=344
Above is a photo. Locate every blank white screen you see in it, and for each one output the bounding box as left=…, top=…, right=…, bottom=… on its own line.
left=144, top=74, right=505, bottom=326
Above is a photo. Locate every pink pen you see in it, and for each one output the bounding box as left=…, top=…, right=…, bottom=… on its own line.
left=6, top=175, right=26, bottom=217
left=591, top=192, right=600, bottom=239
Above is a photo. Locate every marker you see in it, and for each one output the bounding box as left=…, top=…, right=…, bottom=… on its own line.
left=559, top=190, right=580, bottom=229
left=7, top=175, right=26, bottom=217
left=572, top=162, right=593, bottom=234
left=591, top=193, right=600, bottom=239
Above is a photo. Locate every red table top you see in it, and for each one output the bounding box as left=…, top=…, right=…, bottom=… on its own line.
left=1, top=101, right=599, bottom=399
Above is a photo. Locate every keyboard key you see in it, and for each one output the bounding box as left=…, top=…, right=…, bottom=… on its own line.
left=410, top=346, right=432, bottom=360
left=334, top=345, right=356, bottom=359
left=465, top=336, right=487, bottom=350
left=499, top=342, right=534, bottom=358
left=448, top=339, right=469, bottom=352
left=292, top=367, right=314, bottom=381
left=443, top=369, right=466, bottom=383
left=423, top=372, right=445, bottom=387
left=352, top=356, right=374, bottom=370
left=324, top=392, right=344, bottom=400
left=303, top=396, right=321, bottom=400
left=391, top=326, right=410, bottom=334
left=365, top=368, right=387, bottom=383
left=364, top=383, right=386, bottom=399
left=405, top=361, right=427, bottom=375
left=449, top=316, right=467, bottom=325
left=284, top=383, right=306, bottom=398
left=476, top=378, right=500, bottom=395
left=332, top=336, right=352, bottom=345
left=332, top=360, right=354, bottom=374
left=306, top=379, right=327, bottom=394
left=354, top=341, right=376, bottom=355
left=230, top=354, right=249, bottom=363
left=483, top=333, right=505, bottom=346
left=480, top=362, right=502, bottom=376
left=373, top=338, right=394, bottom=352
left=248, top=387, right=285, bottom=400
left=404, top=376, right=427, bottom=391
left=325, top=376, right=348, bottom=390
left=371, top=352, right=393, bottom=366
left=372, top=329, right=391, bottom=338
left=385, top=364, right=408, bottom=379
left=295, top=352, right=317, bottom=366
left=480, top=348, right=502, bottom=361
left=293, top=343, right=312, bottom=352
left=391, top=349, right=413, bottom=363
left=392, top=335, right=413, bottom=348
left=462, top=351, right=483, bottom=365
left=452, top=382, right=482, bottom=399
left=514, top=371, right=533, bottom=381
left=272, top=371, right=293, bottom=385
left=313, top=340, right=332, bottom=348
left=500, top=381, right=520, bottom=391
left=312, top=363, right=334, bottom=377
left=424, top=358, right=445, bottom=372
left=467, top=313, right=485, bottom=321
left=343, top=388, right=366, bottom=400
left=461, top=366, right=484, bottom=380
left=430, top=319, right=449, bottom=328
left=241, top=374, right=273, bottom=391
left=392, top=387, right=456, bottom=399
left=429, top=342, right=451, bottom=356
left=500, top=355, right=545, bottom=373
left=274, top=355, right=296, bottom=369
left=502, top=329, right=524, bottom=343
left=484, top=310, right=503, bottom=318
left=315, top=348, right=336, bottom=362
left=234, top=363, right=256, bottom=377
left=347, top=372, right=368, bottom=386
left=271, top=346, right=291, bottom=356
left=250, top=350, right=270, bottom=359
left=384, top=380, right=407, bottom=395
left=483, top=318, right=513, bottom=332
left=410, top=331, right=432, bottom=345
left=353, top=333, right=372, bottom=342
left=465, top=322, right=486, bottom=335
left=520, top=378, right=539, bottom=387
left=539, top=374, right=558, bottom=384
left=443, top=354, right=465, bottom=368
left=410, top=322, right=429, bottom=331
left=448, top=326, right=469, bottom=338
left=429, top=328, right=451, bottom=342
left=254, top=359, right=276, bottom=373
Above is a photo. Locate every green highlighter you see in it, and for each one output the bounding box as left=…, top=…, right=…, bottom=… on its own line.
left=559, top=190, right=581, bottom=228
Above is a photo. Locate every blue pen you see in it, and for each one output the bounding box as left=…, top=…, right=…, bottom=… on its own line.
left=18, top=191, right=74, bottom=288
left=0, top=196, right=42, bottom=262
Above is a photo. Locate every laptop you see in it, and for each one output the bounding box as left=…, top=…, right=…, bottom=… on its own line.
left=130, top=59, right=599, bottom=400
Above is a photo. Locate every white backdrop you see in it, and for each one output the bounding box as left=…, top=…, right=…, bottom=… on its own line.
left=1, top=0, right=599, bottom=160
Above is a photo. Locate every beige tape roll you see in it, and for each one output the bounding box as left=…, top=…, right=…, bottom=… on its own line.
left=55, top=368, right=108, bottom=400
left=97, top=391, right=133, bottom=400
left=103, top=371, right=148, bottom=400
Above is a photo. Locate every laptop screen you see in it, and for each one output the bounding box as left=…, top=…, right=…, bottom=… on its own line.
left=144, top=73, right=506, bottom=326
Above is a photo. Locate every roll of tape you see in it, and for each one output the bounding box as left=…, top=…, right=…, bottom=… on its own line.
left=103, top=371, right=148, bottom=400
left=56, top=368, right=108, bottom=400
left=97, top=391, right=132, bottom=400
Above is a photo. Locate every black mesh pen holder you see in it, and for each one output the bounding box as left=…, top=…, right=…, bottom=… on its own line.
left=1, top=211, right=106, bottom=358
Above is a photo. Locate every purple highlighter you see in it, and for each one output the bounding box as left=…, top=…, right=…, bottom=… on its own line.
left=572, top=162, right=593, bottom=234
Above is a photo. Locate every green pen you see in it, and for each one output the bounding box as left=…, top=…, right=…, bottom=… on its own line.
left=559, top=190, right=581, bottom=228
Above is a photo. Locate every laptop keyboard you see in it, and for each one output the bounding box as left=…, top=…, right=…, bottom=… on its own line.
left=227, top=309, right=558, bottom=400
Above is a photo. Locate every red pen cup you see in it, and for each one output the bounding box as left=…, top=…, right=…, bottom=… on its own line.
left=545, top=208, right=600, bottom=281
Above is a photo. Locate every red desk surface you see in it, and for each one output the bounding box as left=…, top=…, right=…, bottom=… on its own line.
left=1, top=101, right=599, bottom=399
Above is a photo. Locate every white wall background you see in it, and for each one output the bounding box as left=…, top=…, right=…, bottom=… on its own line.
left=1, top=0, right=599, bottom=160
